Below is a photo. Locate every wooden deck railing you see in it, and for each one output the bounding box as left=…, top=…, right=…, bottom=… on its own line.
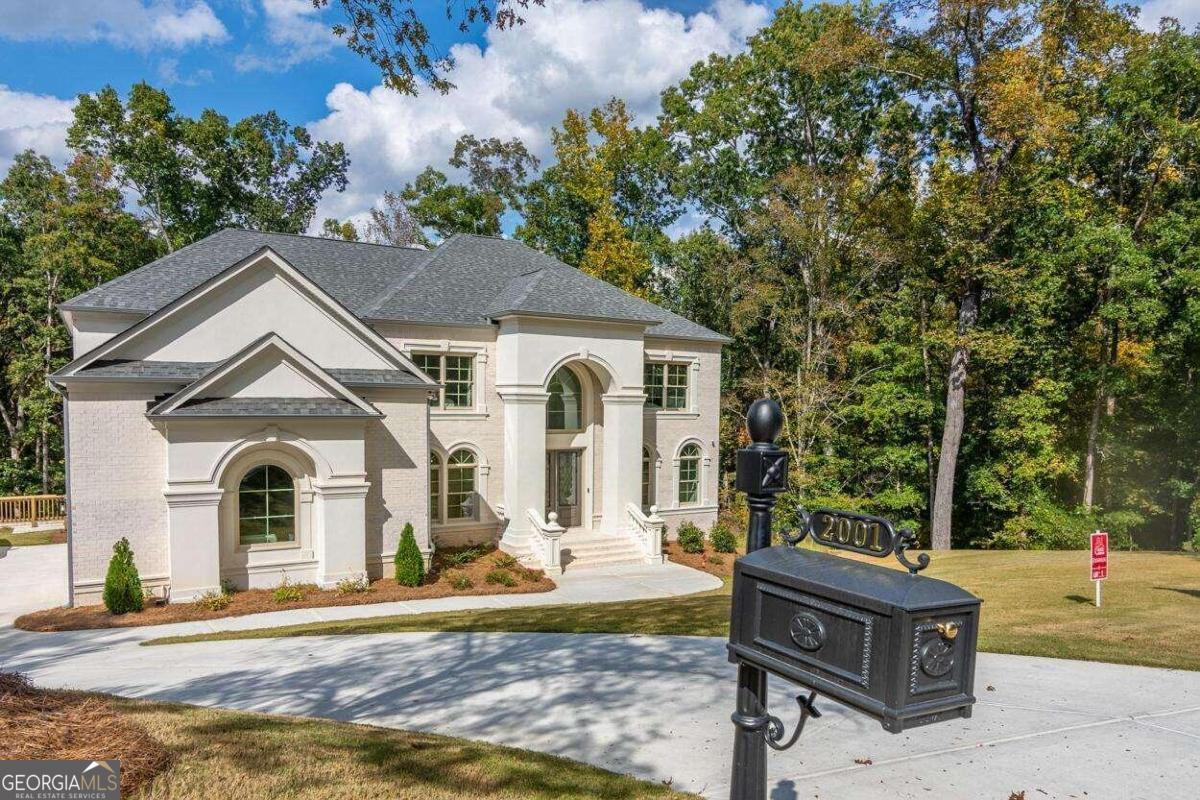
left=0, top=494, right=66, bottom=526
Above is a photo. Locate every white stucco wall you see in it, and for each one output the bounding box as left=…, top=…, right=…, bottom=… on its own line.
left=66, top=309, right=146, bottom=358
left=66, top=384, right=172, bottom=603
left=116, top=264, right=393, bottom=368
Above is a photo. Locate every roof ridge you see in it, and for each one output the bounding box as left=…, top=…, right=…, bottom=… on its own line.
left=219, top=227, right=431, bottom=252
left=358, top=242, right=448, bottom=319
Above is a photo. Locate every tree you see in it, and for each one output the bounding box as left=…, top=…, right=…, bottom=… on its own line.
left=0, top=152, right=151, bottom=493
left=316, top=0, right=545, bottom=95
left=519, top=99, right=678, bottom=297
left=402, top=167, right=504, bottom=238
left=882, top=0, right=1135, bottom=548
left=68, top=83, right=349, bottom=252
left=321, top=217, right=360, bottom=240
left=360, top=190, right=428, bottom=247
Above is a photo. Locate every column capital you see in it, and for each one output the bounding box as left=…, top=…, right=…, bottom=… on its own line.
left=601, top=391, right=647, bottom=407
left=496, top=384, right=551, bottom=404
left=164, top=487, right=224, bottom=508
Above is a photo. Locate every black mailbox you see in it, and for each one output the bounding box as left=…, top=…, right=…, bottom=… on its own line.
left=729, top=545, right=980, bottom=733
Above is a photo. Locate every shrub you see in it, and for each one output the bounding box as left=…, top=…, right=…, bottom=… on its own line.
left=103, top=537, right=144, bottom=614
left=335, top=574, right=370, bottom=595
left=448, top=572, right=473, bottom=590
left=520, top=567, right=542, bottom=583
left=991, top=503, right=1140, bottom=550
left=272, top=576, right=306, bottom=603
left=0, top=538, right=11, bottom=549
left=491, top=552, right=519, bottom=570
left=220, top=578, right=238, bottom=596
left=394, top=523, right=425, bottom=587
left=709, top=555, right=725, bottom=566
left=194, top=589, right=232, bottom=612
left=485, top=569, right=518, bottom=587
left=442, top=546, right=483, bottom=567
left=709, top=524, right=737, bottom=553
left=677, top=522, right=705, bottom=554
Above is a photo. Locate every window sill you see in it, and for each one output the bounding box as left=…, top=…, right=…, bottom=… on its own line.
left=431, top=409, right=489, bottom=420
left=432, top=520, right=490, bottom=530
left=644, top=409, right=700, bottom=419
left=237, top=540, right=301, bottom=554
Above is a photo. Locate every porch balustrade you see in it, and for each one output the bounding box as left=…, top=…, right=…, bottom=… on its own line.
left=0, top=494, right=66, bottom=527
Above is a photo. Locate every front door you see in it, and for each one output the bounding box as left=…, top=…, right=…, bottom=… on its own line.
left=546, top=449, right=581, bottom=527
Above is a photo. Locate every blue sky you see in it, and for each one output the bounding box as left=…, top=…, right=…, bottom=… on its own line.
left=0, top=0, right=1192, bottom=230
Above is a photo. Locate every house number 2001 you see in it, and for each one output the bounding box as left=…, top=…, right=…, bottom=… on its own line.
left=809, top=510, right=895, bottom=556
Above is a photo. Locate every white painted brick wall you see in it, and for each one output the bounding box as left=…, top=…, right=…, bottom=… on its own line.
left=363, top=391, right=429, bottom=573
left=67, top=386, right=170, bottom=594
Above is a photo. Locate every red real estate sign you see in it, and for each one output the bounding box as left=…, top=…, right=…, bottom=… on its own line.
left=1091, top=531, right=1109, bottom=581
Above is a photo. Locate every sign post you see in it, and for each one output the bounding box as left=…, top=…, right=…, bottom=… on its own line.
left=1090, top=531, right=1109, bottom=608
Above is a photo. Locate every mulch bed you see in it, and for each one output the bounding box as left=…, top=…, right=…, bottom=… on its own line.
left=0, top=672, right=173, bottom=796
left=16, top=545, right=554, bottom=632
left=665, top=540, right=740, bottom=578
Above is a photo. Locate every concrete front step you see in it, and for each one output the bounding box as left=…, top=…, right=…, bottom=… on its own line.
left=559, top=532, right=647, bottom=570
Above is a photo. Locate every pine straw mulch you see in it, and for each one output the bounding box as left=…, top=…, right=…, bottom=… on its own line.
left=16, top=545, right=554, bottom=632
left=0, top=672, right=173, bottom=796
left=664, top=540, right=740, bottom=579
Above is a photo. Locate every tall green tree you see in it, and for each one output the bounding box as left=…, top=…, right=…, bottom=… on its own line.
left=67, top=83, right=349, bottom=252
left=0, top=152, right=152, bottom=493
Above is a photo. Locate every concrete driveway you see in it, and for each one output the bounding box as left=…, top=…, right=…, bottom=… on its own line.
left=3, top=625, right=1197, bottom=800
left=0, top=542, right=68, bottom=624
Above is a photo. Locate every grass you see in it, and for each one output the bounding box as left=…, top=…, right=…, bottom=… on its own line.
left=148, top=550, right=1200, bottom=672
left=0, top=527, right=66, bottom=546
left=4, top=674, right=694, bottom=800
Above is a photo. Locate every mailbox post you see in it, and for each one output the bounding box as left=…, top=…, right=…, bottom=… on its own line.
left=727, top=398, right=980, bottom=799
left=728, top=398, right=790, bottom=800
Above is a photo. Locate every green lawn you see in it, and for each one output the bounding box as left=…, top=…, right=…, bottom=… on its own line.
left=146, top=550, right=1200, bottom=671
left=0, top=528, right=66, bottom=546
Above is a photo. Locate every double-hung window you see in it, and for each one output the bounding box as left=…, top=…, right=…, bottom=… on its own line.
left=415, top=353, right=474, bottom=409
left=644, top=362, right=688, bottom=410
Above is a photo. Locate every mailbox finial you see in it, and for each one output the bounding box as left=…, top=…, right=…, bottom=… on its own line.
left=747, top=397, right=783, bottom=446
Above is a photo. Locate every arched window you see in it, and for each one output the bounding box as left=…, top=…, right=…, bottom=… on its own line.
left=642, top=446, right=653, bottom=510
left=429, top=452, right=442, bottom=523
left=547, top=366, right=582, bottom=431
left=678, top=444, right=701, bottom=506
left=447, top=449, right=477, bottom=520
left=238, top=464, right=295, bottom=545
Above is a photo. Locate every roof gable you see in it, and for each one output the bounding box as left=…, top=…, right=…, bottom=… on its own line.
left=148, top=334, right=380, bottom=418
left=55, top=247, right=439, bottom=383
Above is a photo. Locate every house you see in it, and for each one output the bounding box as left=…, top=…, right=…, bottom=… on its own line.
left=51, top=229, right=727, bottom=604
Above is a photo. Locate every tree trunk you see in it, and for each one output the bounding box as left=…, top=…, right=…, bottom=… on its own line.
left=920, top=299, right=936, bottom=523
left=1082, top=385, right=1102, bottom=509
left=931, top=288, right=979, bottom=550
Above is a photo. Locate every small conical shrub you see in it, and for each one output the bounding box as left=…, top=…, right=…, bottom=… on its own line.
left=394, top=523, right=424, bottom=587
left=103, top=537, right=144, bottom=614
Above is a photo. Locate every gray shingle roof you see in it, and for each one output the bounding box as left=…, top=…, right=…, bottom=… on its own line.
left=153, top=397, right=380, bottom=418
left=63, top=229, right=728, bottom=343
left=75, top=359, right=426, bottom=387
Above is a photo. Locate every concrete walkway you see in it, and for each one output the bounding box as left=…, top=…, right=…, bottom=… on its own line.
left=3, top=619, right=1196, bottom=798
left=0, top=542, right=68, bottom=624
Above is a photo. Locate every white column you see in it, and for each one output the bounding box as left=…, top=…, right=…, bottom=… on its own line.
left=498, top=387, right=548, bottom=558
left=164, top=487, right=223, bottom=602
left=600, top=392, right=646, bottom=534
left=313, top=480, right=370, bottom=586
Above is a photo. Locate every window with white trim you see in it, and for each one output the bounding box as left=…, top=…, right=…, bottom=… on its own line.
left=642, top=446, right=653, bottom=510
left=547, top=366, right=583, bottom=431
left=414, top=352, right=474, bottom=409
left=678, top=444, right=701, bottom=506
left=238, top=464, right=295, bottom=545
left=644, top=362, right=688, bottom=410
left=429, top=452, right=442, bottom=523
left=446, top=449, right=478, bottom=521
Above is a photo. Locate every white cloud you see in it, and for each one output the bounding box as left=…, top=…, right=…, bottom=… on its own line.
left=0, top=1, right=228, bottom=49
left=1137, top=0, right=1200, bottom=31
left=234, top=0, right=338, bottom=72
left=0, top=85, right=76, bottom=174
left=158, top=58, right=214, bottom=86
left=308, top=0, right=770, bottom=225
